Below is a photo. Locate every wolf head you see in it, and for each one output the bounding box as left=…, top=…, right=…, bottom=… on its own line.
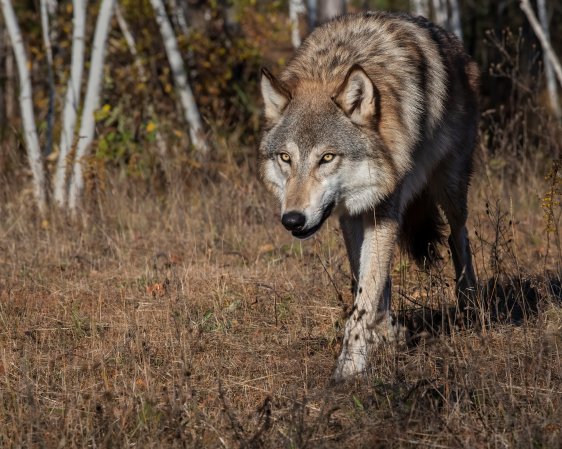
left=258, top=65, right=397, bottom=239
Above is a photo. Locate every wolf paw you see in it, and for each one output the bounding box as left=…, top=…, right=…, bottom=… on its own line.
left=331, top=350, right=367, bottom=383
left=331, top=315, right=406, bottom=383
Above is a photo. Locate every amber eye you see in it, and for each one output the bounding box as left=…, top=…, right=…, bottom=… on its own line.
left=279, top=153, right=291, bottom=163
left=320, top=153, right=335, bottom=164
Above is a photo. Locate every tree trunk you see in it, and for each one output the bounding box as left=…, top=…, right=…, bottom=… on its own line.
left=115, top=3, right=168, bottom=162
left=167, top=0, right=190, bottom=36
left=431, top=0, right=448, bottom=29
left=40, top=0, right=56, bottom=157
left=317, top=0, right=345, bottom=23
left=67, top=0, right=115, bottom=214
left=54, top=0, right=87, bottom=207
left=149, top=0, right=210, bottom=159
left=520, top=0, right=562, bottom=91
left=1, top=0, right=48, bottom=214
left=4, top=28, right=15, bottom=122
left=306, top=0, right=317, bottom=30
left=411, top=0, right=429, bottom=17
left=448, top=0, right=463, bottom=41
left=536, top=0, right=560, bottom=118
left=289, top=0, right=306, bottom=48
left=0, top=24, right=5, bottom=133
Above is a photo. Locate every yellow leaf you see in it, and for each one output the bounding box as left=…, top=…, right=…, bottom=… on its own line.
left=146, top=121, right=156, bottom=133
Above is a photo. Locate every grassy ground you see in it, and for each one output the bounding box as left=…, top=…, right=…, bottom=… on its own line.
left=0, top=153, right=561, bottom=448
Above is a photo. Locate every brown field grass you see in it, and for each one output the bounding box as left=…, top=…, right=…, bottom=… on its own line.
left=0, top=149, right=561, bottom=448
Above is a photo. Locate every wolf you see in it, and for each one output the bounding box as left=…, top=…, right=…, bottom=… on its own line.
left=258, top=12, right=479, bottom=381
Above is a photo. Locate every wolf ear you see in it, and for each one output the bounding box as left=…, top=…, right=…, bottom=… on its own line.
left=261, top=68, right=291, bottom=124
left=332, top=65, right=377, bottom=127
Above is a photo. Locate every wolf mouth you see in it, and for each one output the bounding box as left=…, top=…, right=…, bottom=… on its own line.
left=291, top=202, right=335, bottom=240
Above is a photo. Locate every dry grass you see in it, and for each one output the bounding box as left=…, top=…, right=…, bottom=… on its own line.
left=0, top=154, right=561, bottom=448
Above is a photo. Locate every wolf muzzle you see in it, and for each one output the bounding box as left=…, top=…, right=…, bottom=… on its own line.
left=281, top=202, right=335, bottom=239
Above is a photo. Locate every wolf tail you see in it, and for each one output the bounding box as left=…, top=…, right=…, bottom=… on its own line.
left=400, top=189, right=446, bottom=266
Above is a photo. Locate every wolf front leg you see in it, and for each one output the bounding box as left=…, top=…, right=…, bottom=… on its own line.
left=333, top=212, right=402, bottom=382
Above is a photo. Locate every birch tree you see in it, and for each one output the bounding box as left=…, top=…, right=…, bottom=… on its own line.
left=431, top=0, right=448, bottom=29
left=4, top=28, right=15, bottom=121
left=520, top=0, right=562, bottom=89
left=536, top=0, right=560, bottom=118
left=68, top=0, right=115, bottom=213
left=306, top=0, right=317, bottom=29
left=289, top=0, right=306, bottom=48
left=317, top=0, right=345, bottom=23
left=1, top=0, right=48, bottom=213
left=149, top=0, right=210, bottom=158
left=411, top=0, right=429, bottom=17
left=115, top=3, right=167, bottom=161
left=54, top=0, right=87, bottom=206
left=40, top=0, right=56, bottom=157
left=449, top=0, right=462, bottom=41
left=167, top=0, right=190, bottom=37
left=429, top=0, right=462, bottom=41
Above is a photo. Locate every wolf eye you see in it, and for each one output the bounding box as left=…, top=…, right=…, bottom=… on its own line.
left=279, top=153, right=291, bottom=163
left=320, top=153, right=335, bottom=164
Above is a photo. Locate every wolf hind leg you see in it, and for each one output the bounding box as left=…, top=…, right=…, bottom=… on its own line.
left=434, top=181, right=477, bottom=307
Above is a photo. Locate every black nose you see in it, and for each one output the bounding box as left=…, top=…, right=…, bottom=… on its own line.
left=281, top=211, right=306, bottom=231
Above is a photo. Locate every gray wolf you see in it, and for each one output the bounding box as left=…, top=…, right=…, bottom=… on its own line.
left=258, top=12, right=479, bottom=381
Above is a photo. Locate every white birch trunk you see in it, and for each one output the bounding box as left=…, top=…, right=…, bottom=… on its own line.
left=115, top=3, right=167, bottom=159
left=1, top=0, right=48, bottom=213
left=46, top=0, right=57, bottom=15
left=289, top=0, right=306, bottom=49
left=431, top=0, right=448, bottom=28
left=448, top=0, right=463, bottom=41
left=536, top=0, right=560, bottom=118
left=317, top=0, right=345, bottom=23
left=68, top=0, right=115, bottom=213
left=115, top=4, right=146, bottom=83
left=411, top=0, right=429, bottom=17
left=4, top=28, right=15, bottom=120
left=54, top=0, right=87, bottom=206
left=520, top=0, right=562, bottom=90
left=149, top=0, right=210, bottom=158
left=40, top=0, right=55, bottom=157
left=167, top=0, right=190, bottom=36
left=0, top=24, right=4, bottom=127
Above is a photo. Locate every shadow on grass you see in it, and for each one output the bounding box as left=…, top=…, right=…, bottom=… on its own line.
left=399, top=274, right=562, bottom=346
